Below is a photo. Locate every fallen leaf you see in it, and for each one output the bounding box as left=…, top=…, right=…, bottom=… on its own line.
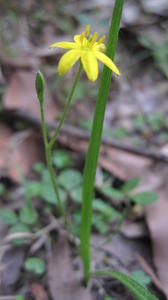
left=99, top=146, right=152, bottom=181
left=145, top=192, right=168, bottom=298
left=47, top=235, right=92, bottom=300
left=3, top=70, right=57, bottom=122
left=0, top=247, right=24, bottom=294
left=31, top=283, right=48, bottom=300
left=0, top=124, right=44, bottom=182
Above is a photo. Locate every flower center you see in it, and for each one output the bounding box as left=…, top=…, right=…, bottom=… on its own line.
left=79, top=25, right=105, bottom=51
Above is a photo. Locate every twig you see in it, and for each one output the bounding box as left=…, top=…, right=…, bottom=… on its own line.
left=136, top=253, right=165, bottom=295
left=1, top=219, right=60, bottom=246
left=0, top=297, right=18, bottom=300
left=0, top=109, right=167, bottom=163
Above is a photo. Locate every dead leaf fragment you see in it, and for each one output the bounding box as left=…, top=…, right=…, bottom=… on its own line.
left=3, top=70, right=57, bottom=122
left=47, top=235, right=92, bottom=300
left=145, top=193, right=168, bottom=298
left=0, top=124, right=44, bottom=182
left=31, top=283, right=48, bottom=300
left=0, top=247, right=24, bottom=294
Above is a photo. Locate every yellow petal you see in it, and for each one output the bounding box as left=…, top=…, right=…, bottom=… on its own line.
left=95, top=51, right=120, bottom=76
left=49, top=42, right=77, bottom=49
left=58, top=49, right=81, bottom=76
left=74, top=35, right=81, bottom=44
left=81, top=51, right=98, bottom=82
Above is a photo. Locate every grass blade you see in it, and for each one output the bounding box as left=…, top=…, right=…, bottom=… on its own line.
left=80, top=0, right=124, bottom=285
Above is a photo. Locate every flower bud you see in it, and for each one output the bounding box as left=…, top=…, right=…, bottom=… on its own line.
left=35, top=70, right=45, bottom=106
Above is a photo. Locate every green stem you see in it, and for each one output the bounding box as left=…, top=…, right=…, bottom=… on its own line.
left=40, top=104, right=65, bottom=218
left=40, top=104, right=48, bottom=146
left=45, top=144, right=66, bottom=220
left=39, top=64, right=82, bottom=225
left=49, top=63, right=82, bottom=149
left=80, top=0, right=124, bottom=286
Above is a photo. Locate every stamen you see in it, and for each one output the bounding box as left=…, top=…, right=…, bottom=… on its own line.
left=98, top=35, right=105, bottom=44
left=88, top=34, right=93, bottom=42
left=85, top=24, right=90, bottom=37
left=80, top=32, right=85, bottom=43
left=90, top=32, right=98, bottom=46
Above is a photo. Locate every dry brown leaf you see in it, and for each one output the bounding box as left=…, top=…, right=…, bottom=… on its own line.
left=57, top=135, right=152, bottom=181
left=47, top=235, right=92, bottom=300
left=0, top=54, right=39, bottom=69
left=145, top=192, right=168, bottom=298
left=99, top=146, right=152, bottom=180
left=0, top=124, right=44, bottom=182
left=3, top=70, right=57, bottom=122
left=31, top=283, right=48, bottom=300
left=0, top=247, right=24, bottom=294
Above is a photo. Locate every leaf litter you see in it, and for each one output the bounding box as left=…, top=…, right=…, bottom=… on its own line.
left=0, top=0, right=168, bottom=299
left=47, top=235, right=92, bottom=300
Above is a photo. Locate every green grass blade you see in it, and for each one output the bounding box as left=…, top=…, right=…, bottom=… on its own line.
left=80, top=0, right=124, bottom=285
left=92, top=270, right=158, bottom=300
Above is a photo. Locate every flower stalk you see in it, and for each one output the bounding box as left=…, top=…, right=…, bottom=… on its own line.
left=36, top=67, right=82, bottom=224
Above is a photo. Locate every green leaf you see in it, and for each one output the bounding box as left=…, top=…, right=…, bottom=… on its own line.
left=24, top=257, right=46, bottom=276
left=105, top=297, right=116, bottom=300
left=33, top=162, right=45, bottom=173
left=42, top=182, right=66, bottom=205
left=27, top=181, right=42, bottom=197
left=94, top=270, right=158, bottom=300
left=16, top=296, right=24, bottom=300
left=93, top=198, right=121, bottom=220
left=72, top=81, right=85, bottom=103
left=131, top=271, right=151, bottom=288
left=121, top=177, right=140, bottom=193
left=53, top=150, right=72, bottom=169
left=131, top=192, right=158, bottom=205
left=58, top=169, right=82, bottom=190
left=92, top=214, right=109, bottom=234
left=0, top=183, right=5, bottom=195
left=70, top=186, right=82, bottom=203
left=113, top=127, right=128, bottom=139
left=20, top=207, right=38, bottom=225
left=9, top=224, right=31, bottom=245
left=0, top=209, right=18, bottom=225
left=134, top=114, right=146, bottom=131
left=111, top=271, right=158, bottom=300
left=100, top=186, right=123, bottom=201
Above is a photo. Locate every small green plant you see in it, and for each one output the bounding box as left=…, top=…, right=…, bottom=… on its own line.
left=24, top=257, right=46, bottom=276
left=35, top=0, right=159, bottom=299
left=131, top=271, right=151, bottom=288
left=19, top=174, right=38, bottom=225
left=0, top=175, right=40, bottom=245
left=16, top=296, right=24, bottom=300
left=139, top=35, right=168, bottom=78
left=93, top=270, right=158, bottom=300
left=0, top=182, right=6, bottom=196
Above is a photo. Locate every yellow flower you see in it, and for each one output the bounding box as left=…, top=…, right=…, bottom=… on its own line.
left=49, top=25, right=120, bottom=82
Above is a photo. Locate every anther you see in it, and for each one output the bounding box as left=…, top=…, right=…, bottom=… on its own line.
left=85, top=24, right=90, bottom=37
left=98, top=35, right=105, bottom=44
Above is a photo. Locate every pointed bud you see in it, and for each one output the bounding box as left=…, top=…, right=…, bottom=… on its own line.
left=35, top=70, right=45, bottom=106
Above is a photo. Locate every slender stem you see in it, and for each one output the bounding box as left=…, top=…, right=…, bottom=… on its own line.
left=39, top=64, right=82, bottom=226
left=49, top=63, right=82, bottom=149
left=45, top=144, right=66, bottom=221
left=40, top=103, right=66, bottom=221
left=40, top=104, right=48, bottom=146
left=80, top=0, right=124, bottom=286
